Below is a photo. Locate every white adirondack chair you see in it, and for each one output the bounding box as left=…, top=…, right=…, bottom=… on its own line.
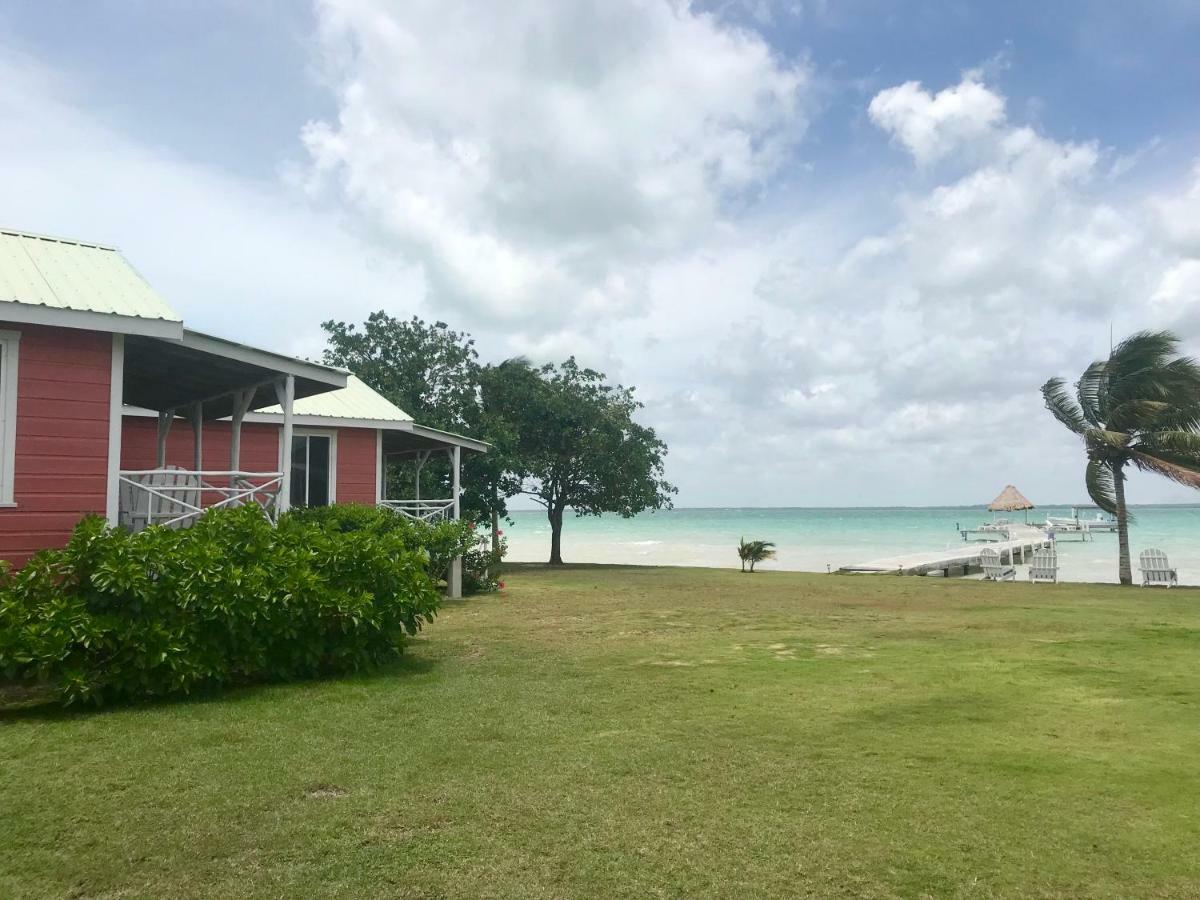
left=980, top=547, right=1015, bottom=582
left=1139, top=548, right=1178, bottom=587
left=119, top=466, right=202, bottom=531
left=1028, top=547, right=1058, bottom=584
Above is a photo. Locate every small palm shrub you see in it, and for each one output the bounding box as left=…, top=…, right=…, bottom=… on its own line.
left=737, top=537, right=776, bottom=573
left=0, top=506, right=442, bottom=706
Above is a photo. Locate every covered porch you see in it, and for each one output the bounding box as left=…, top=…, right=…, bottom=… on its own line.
left=378, top=424, right=488, bottom=523
left=113, top=330, right=347, bottom=530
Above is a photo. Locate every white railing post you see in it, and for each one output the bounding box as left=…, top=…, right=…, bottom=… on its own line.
left=448, top=445, right=462, bottom=598
left=275, top=375, right=295, bottom=514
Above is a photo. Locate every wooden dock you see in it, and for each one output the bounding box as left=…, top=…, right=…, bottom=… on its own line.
left=840, top=525, right=1054, bottom=577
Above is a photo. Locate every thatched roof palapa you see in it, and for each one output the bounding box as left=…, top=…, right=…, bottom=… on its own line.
left=988, top=485, right=1034, bottom=511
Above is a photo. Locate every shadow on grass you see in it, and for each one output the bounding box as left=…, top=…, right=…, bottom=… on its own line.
left=0, top=650, right=438, bottom=722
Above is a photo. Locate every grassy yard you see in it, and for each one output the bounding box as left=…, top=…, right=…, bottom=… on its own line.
left=3, top=566, right=1200, bottom=898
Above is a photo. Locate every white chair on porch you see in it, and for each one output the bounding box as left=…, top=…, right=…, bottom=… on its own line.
left=980, top=547, right=1015, bottom=582
left=119, top=466, right=202, bottom=531
left=1139, top=549, right=1178, bottom=587
left=1028, top=547, right=1058, bottom=584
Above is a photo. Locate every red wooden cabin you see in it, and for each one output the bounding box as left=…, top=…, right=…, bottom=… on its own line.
left=0, top=229, right=484, bottom=593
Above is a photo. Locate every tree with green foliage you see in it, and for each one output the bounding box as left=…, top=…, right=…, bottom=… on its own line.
left=737, top=538, right=776, bottom=573
left=321, top=313, right=508, bottom=526
left=321, top=313, right=480, bottom=432
left=505, top=358, right=676, bottom=564
left=1041, top=330, right=1200, bottom=584
left=478, top=357, right=542, bottom=552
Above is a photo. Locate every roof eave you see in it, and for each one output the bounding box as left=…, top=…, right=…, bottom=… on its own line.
left=0, top=300, right=184, bottom=340
left=180, top=329, right=347, bottom=388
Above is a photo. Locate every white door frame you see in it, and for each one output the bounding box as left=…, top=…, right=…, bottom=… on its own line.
left=280, top=427, right=338, bottom=506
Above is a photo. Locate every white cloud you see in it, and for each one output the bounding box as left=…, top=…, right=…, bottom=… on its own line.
left=868, top=74, right=1006, bottom=166
left=2, top=23, right=1200, bottom=510
left=0, top=52, right=422, bottom=359
left=635, top=74, right=1200, bottom=506
left=300, top=0, right=811, bottom=323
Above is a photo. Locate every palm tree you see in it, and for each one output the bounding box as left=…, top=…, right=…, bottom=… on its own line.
left=737, top=537, right=776, bottom=573
left=1041, top=330, right=1200, bottom=584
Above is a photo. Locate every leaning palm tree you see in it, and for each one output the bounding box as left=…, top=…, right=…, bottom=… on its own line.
left=737, top=537, right=776, bottom=573
left=1041, top=330, right=1200, bottom=584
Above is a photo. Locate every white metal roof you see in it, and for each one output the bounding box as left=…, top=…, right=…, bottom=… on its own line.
left=0, top=229, right=183, bottom=337
left=258, top=375, right=413, bottom=422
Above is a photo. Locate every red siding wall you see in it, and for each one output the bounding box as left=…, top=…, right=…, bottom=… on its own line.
left=121, top=417, right=280, bottom=473
left=121, top=418, right=379, bottom=506
left=335, top=426, right=378, bottom=504
left=0, top=323, right=112, bottom=567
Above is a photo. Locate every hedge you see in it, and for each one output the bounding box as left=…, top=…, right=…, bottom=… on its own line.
left=0, top=506, right=447, bottom=705
left=283, top=504, right=502, bottom=593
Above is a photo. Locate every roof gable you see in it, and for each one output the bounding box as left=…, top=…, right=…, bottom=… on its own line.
left=0, top=229, right=182, bottom=337
left=258, top=375, right=413, bottom=423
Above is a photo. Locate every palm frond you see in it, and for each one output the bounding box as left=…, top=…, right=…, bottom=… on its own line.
left=1107, top=331, right=1188, bottom=406
left=1109, top=330, right=1178, bottom=377
left=1105, top=399, right=1171, bottom=432
left=1041, top=377, right=1088, bottom=435
left=1084, top=459, right=1118, bottom=515
left=1128, top=449, right=1200, bottom=490
left=1136, top=430, right=1200, bottom=460
left=1083, top=428, right=1131, bottom=451
left=1075, top=360, right=1108, bottom=426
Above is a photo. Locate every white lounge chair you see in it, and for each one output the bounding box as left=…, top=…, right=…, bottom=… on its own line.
left=980, top=547, right=1015, bottom=582
left=119, top=466, right=202, bottom=532
left=1028, top=547, right=1058, bottom=584
left=1139, top=548, right=1178, bottom=588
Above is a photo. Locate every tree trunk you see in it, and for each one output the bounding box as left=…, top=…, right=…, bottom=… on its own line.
left=548, top=505, right=565, bottom=565
left=1114, top=463, right=1133, bottom=586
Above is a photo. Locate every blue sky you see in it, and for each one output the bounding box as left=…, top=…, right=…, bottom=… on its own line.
left=2, top=1, right=1199, bottom=507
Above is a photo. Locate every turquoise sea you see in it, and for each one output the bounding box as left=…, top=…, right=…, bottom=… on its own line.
left=502, top=505, right=1200, bottom=585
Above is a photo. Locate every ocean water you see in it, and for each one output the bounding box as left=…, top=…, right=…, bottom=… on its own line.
left=501, top=505, right=1200, bottom=585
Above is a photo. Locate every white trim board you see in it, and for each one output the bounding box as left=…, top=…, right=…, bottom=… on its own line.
left=0, top=329, right=20, bottom=505
left=281, top=426, right=338, bottom=506
left=179, top=330, right=346, bottom=387
left=106, top=334, right=124, bottom=524
left=0, top=301, right=183, bottom=340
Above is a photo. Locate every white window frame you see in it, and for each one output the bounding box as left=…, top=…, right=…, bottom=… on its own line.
left=281, top=427, right=337, bottom=508
left=0, top=329, right=20, bottom=506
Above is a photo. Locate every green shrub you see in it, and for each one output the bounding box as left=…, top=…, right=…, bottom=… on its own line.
left=463, top=529, right=507, bottom=594
left=283, top=508, right=489, bottom=592
left=0, top=506, right=441, bottom=706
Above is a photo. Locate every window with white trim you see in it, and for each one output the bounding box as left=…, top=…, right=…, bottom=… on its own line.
left=0, top=330, right=19, bottom=506
left=289, top=430, right=336, bottom=507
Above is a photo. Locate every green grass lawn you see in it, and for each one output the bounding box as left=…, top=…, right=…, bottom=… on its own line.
left=3, top=566, right=1200, bottom=898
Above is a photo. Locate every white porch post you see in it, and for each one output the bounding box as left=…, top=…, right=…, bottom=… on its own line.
left=452, top=446, right=461, bottom=519
left=375, top=429, right=383, bottom=505
left=156, top=410, right=173, bottom=467
left=189, top=401, right=203, bottom=471
left=413, top=449, right=429, bottom=502
left=276, top=375, right=295, bottom=514
left=229, top=388, right=253, bottom=485
left=448, top=444, right=462, bottom=599
left=105, top=334, right=124, bottom=526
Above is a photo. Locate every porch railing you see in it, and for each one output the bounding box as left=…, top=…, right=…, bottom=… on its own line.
left=118, top=468, right=284, bottom=532
left=379, top=499, right=456, bottom=522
